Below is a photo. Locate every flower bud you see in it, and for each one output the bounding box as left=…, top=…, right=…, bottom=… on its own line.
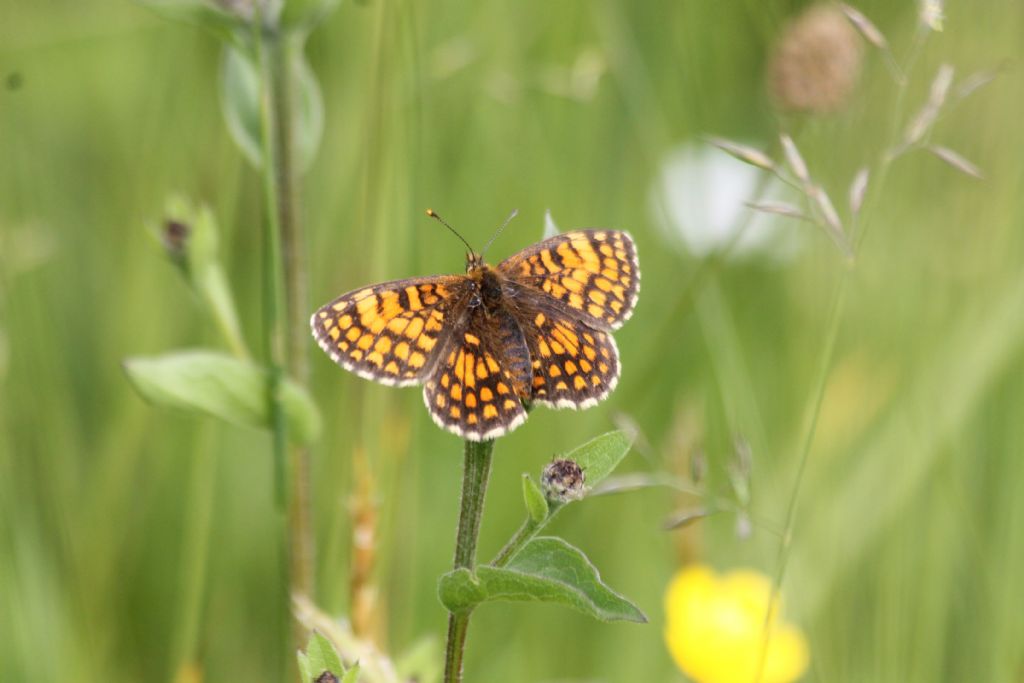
left=161, top=218, right=191, bottom=273
left=541, top=458, right=586, bottom=503
left=162, top=218, right=190, bottom=253
left=314, top=672, right=339, bottom=683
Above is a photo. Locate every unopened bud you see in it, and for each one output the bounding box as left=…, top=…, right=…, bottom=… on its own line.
left=161, top=218, right=191, bottom=270
left=541, top=458, right=586, bottom=503
left=314, top=672, right=339, bottom=683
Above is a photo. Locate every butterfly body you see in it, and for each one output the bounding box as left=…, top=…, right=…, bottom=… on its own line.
left=311, top=229, right=639, bottom=441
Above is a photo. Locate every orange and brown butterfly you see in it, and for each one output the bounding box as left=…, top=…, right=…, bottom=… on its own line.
left=310, top=210, right=640, bottom=441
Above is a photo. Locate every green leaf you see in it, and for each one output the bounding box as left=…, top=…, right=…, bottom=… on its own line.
left=138, top=0, right=248, bottom=43
left=563, top=430, right=635, bottom=489
left=521, top=474, right=549, bottom=523
left=220, top=41, right=324, bottom=172
left=220, top=44, right=263, bottom=168
left=123, top=350, right=321, bottom=444
left=281, top=0, right=343, bottom=36
left=438, top=537, right=646, bottom=623
left=437, top=568, right=487, bottom=614
left=297, top=652, right=312, bottom=682
left=297, top=631, right=351, bottom=682
left=293, top=46, right=324, bottom=172
left=308, top=631, right=345, bottom=678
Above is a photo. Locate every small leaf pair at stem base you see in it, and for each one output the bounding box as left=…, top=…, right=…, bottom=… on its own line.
left=439, top=537, right=646, bottom=623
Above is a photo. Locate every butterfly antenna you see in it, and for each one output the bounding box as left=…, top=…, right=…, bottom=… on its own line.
left=481, top=209, right=518, bottom=259
left=426, top=209, right=475, bottom=254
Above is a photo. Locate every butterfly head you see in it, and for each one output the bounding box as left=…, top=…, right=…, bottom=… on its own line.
left=427, top=208, right=517, bottom=278
left=465, top=251, right=485, bottom=272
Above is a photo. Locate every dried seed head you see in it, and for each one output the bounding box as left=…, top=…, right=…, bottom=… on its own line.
left=848, top=167, right=870, bottom=216
left=706, top=136, right=776, bottom=172
left=541, top=458, right=586, bottom=503
left=768, top=4, right=864, bottom=114
left=955, top=67, right=1002, bottom=102
left=745, top=201, right=812, bottom=222
left=927, top=145, right=984, bottom=179
left=810, top=184, right=853, bottom=258
left=839, top=3, right=888, bottom=50
left=664, top=506, right=710, bottom=531
left=919, top=0, right=945, bottom=31
left=811, top=185, right=843, bottom=235
left=780, top=134, right=810, bottom=184
left=904, top=64, right=955, bottom=146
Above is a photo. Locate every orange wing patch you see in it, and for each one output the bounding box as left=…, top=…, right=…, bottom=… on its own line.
left=498, top=230, right=640, bottom=330
left=311, top=276, right=465, bottom=386
left=523, top=309, right=620, bottom=410
left=423, top=323, right=527, bottom=441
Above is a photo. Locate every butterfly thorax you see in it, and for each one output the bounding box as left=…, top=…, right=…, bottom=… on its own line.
left=466, top=262, right=506, bottom=314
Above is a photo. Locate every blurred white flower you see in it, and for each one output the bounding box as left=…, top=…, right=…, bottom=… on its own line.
left=650, top=142, right=801, bottom=262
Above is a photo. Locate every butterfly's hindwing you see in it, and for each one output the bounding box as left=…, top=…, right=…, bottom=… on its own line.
left=423, top=308, right=529, bottom=441
left=498, top=230, right=640, bottom=330
left=310, top=275, right=468, bottom=386
left=520, top=303, right=620, bottom=409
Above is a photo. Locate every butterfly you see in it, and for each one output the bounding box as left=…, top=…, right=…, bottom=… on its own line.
left=310, top=211, right=640, bottom=441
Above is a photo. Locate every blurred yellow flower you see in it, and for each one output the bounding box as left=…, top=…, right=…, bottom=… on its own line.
left=664, top=565, right=809, bottom=683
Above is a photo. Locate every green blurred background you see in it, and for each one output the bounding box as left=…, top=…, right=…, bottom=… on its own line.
left=2, top=1, right=1023, bottom=681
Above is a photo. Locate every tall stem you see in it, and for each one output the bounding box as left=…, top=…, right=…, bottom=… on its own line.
left=256, top=19, right=314, bottom=661
left=443, top=439, right=495, bottom=683
left=267, top=28, right=315, bottom=607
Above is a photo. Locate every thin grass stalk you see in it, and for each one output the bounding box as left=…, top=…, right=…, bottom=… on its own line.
left=443, top=438, right=496, bottom=683
left=169, top=424, right=217, bottom=681
left=755, top=28, right=934, bottom=681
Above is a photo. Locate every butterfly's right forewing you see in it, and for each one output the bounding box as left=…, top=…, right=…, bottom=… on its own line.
left=311, top=275, right=469, bottom=386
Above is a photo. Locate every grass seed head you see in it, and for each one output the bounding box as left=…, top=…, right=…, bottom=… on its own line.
left=768, top=3, right=863, bottom=114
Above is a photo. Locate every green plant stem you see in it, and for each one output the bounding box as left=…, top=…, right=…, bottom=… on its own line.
left=254, top=20, right=291, bottom=680
left=443, top=439, right=495, bottom=683
left=267, top=27, right=315, bottom=608
left=490, top=519, right=539, bottom=568
left=490, top=501, right=565, bottom=568
left=255, top=16, right=314, bottom=672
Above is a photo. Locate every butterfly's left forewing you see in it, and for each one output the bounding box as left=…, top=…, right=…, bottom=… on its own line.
left=311, top=275, right=468, bottom=386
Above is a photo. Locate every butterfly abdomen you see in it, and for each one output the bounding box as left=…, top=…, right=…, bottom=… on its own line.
left=492, top=308, right=532, bottom=399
